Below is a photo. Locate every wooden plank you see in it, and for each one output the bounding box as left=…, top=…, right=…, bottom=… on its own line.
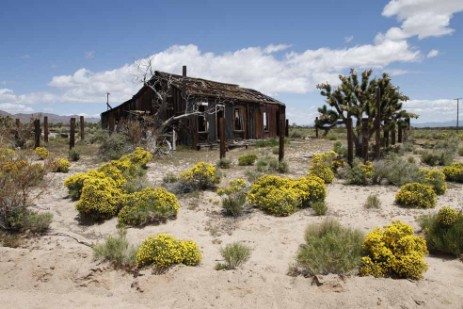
left=44, top=116, right=49, bottom=143
left=80, top=116, right=85, bottom=140
left=219, top=117, right=226, bottom=159
left=279, top=113, right=285, bottom=161
left=70, top=118, right=76, bottom=149
left=34, top=119, right=41, bottom=149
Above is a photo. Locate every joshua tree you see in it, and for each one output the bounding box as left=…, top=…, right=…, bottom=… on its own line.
left=316, top=69, right=416, bottom=162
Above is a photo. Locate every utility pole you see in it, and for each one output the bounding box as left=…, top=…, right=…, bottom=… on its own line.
left=455, top=98, right=461, bottom=132
left=106, top=92, right=112, bottom=110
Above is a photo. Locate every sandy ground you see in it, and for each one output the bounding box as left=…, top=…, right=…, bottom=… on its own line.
left=1, top=139, right=463, bottom=309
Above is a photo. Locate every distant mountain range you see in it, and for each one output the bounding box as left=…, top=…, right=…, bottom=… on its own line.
left=412, top=120, right=459, bottom=128
left=0, top=110, right=100, bottom=124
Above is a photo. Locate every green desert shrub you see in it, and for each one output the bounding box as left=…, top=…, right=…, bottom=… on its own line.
left=256, top=138, right=279, bottom=148
left=93, top=228, right=138, bottom=268
left=118, top=187, right=180, bottom=227
left=217, top=178, right=247, bottom=217
left=247, top=175, right=326, bottom=216
left=419, top=207, right=463, bottom=257
left=360, top=221, right=428, bottom=280
left=217, top=158, right=232, bottom=169
left=238, top=154, right=257, bottom=166
left=136, top=233, right=201, bottom=269
left=295, top=219, right=363, bottom=275
left=256, top=156, right=289, bottom=173
left=345, top=160, right=374, bottom=185
left=443, top=162, right=463, bottom=183
left=458, top=147, right=463, bottom=156
left=68, top=148, right=80, bottom=162
left=215, top=242, right=252, bottom=270
left=311, top=200, right=328, bottom=216
left=372, top=154, right=422, bottom=186
left=162, top=172, right=178, bottom=183
left=395, top=182, right=436, bottom=209
left=0, top=157, right=51, bottom=233
left=364, top=194, right=381, bottom=209
left=98, top=132, right=131, bottom=161
left=421, top=169, right=447, bottom=195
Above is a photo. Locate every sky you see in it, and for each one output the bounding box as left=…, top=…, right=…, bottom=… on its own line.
left=0, top=0, right=462, bottom=124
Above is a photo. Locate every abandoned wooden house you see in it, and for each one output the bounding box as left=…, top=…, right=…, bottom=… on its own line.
left=101, top=66, right=286, bottom=148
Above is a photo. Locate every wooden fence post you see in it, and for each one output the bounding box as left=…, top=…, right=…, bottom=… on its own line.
left=279, top=114, right=285, bottom=161
left=285, top=119, right=289, bottom=137
left=219, top=117, right=226, bottom=159
left=70, top=118, right=76, bottom=149
left=346, top=116, right=353, bottom=166
left=15, top=118, right=20, bottom=127
left=34, top=119, right=41, bottom=149
left=362, top=118, right=369, bottom=162
left=34, top=119, right=42, bottom=149
left=315, top=117, right=319, bottom=139
left=80, top=116, right=85, bottom=140
left=44, top=116, right=49, bottom=143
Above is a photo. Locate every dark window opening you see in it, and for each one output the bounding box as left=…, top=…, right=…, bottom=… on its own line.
left=263, top=111, right=269, bottom=131
left=234, top=108, right=244, bottom=131
left=198, top=105, right=208, bottom=133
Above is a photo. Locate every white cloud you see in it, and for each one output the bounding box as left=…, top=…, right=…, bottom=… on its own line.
left=47, top=42, right=420, bottom=105
left=427, top=49, right=439, bottom=58
left=403, top=99, right=460, bottom=123
left=380, top=0, right=463, bottom=41
left=0, top=103, right=34, bottom=114
left=85, top=51, right=95, bottom=59
left=344, top=35, right=354, bottom=43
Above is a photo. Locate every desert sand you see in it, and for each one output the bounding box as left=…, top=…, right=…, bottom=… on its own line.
left=1, top=139, right=463, bottom=309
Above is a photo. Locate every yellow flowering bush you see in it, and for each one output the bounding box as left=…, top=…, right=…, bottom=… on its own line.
left=360, top=221, right=428, bottom=280
left=247, top=175, right=326, bottom=216
left=54, top=158, right=71, bottom=173
left=76, top=176, right=124, bottom=220
left=97, top=162, right=128, bottom=188
left=179, top=161, right=220, bottom=190
left=1, top=159, right=28, bottom=174
left=443, top=162, right=463, bottom=183
left=0, top=148, right=16, bottom=161
left=120, top=147, right=153, bottom=168
left=346, top=160, right=374, bottom=185
left=420, top=169, right=447, bottom=195
left=118, top=187, right=180, bottom=226
left=136, top=234, right=201, bottom=269
left=217, top=178, right=248, bottom=217
left=437, top=206, right=461, bottom=226
left=34, top=147, right=48, bottom=160
left=395, top=183, right=436, bottom=209
left=64, top=170, right=107, bottom=200
left=309, top=152, right=335, bottom=184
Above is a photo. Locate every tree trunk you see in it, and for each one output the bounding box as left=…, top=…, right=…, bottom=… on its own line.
left=346, top=116, right=353, bottom=166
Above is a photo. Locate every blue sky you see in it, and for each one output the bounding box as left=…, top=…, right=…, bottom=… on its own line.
left=1, top=0, right=462, bottom=124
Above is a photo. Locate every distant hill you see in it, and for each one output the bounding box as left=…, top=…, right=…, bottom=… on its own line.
left=0, top=110, right=100, bottom=124
left=412, top=120, right=458, bottom=128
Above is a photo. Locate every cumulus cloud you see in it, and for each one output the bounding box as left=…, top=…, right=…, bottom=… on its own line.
left=403, top=99, right=460, bottom=123
left=379, top=0, right=463, bottom=41
left=47, top=42, right=419, bottom=104
left=0, top=88, right=57, bottom=114
left=427, top=49, right=439, bottom=58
